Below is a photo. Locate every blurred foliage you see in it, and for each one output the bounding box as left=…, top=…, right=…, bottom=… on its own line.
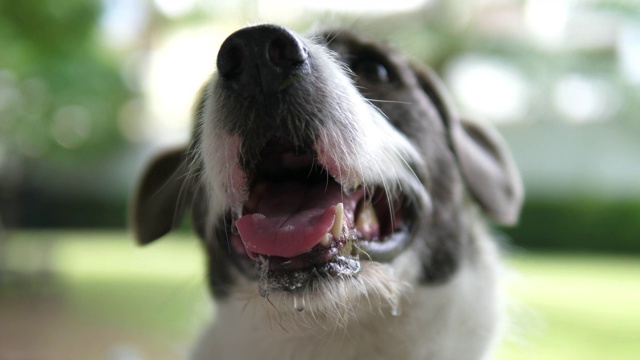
left=589, top=0, right=640, bottom=19
left=505, top=199, right=640, bottom=253
left=0, top=0, right=131, bottom=161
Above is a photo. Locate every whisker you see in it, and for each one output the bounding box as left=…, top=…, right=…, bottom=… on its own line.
left=323, top=28, right=346, bottom=46
left=365, top=98, right=413, bottom=105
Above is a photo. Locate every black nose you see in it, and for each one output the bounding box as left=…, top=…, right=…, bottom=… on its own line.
left=216, top=25, right=309, bottom=95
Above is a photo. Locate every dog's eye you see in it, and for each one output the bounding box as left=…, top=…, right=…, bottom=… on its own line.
left=353, top=59, right=391, bottom=84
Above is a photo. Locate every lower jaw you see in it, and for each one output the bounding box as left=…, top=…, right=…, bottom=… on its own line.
left=256, top=254, right=362, bottom=297
left=231, top=230, right=412, bottom=296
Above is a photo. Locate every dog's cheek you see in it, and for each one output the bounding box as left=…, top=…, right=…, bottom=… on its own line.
left=201, top=219, right=240, bottom=299
left=361, top=84, right=468, bottom=284
left=418, top=151, right=469, bottom=283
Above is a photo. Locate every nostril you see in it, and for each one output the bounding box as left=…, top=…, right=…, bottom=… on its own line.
left=218, top=43, right=245, bottom=79
left=268, top=36, right=308, bottom=70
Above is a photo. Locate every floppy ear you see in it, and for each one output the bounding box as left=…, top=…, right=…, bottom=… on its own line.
left=411, top=63, right=523, bottom=225
left=451, top=118, right=523, bottom=225
left=131, top=147, right=192, bottom=245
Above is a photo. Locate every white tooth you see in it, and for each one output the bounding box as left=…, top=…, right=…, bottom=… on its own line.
left=319, top=233, right=332, bottom=247
left=331, top=203, right=344, bottom=239
left=356, top=201, right=378, bottom=234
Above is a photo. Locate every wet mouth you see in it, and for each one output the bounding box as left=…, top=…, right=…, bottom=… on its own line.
left=228, top=138, right=414, bottom=296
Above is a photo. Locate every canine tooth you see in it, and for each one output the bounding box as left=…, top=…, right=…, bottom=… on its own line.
left=331, top=203, right=344, bottom=239
left=319, top=233, right=332, bottom=247
left=356, top=201, right=378, bottom=235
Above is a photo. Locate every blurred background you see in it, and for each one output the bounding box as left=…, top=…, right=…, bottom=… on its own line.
left=0, top=0, right=638, bottom=359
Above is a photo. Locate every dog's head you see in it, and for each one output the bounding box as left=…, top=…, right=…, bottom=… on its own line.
left=132, top=25, right=522, bottom=317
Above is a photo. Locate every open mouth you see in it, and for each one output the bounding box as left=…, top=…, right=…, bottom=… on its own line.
left=228, top=138, right=414, bottom=295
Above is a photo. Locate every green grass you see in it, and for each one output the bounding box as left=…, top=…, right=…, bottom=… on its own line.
left=2, top=231, right=211, bottom=339
left=498, top=254, right=640, bottom=360
left=3, top=231, right=640, bottom=359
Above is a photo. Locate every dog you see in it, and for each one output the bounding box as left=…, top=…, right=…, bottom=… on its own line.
left=132, top=24, right=523, bottom=360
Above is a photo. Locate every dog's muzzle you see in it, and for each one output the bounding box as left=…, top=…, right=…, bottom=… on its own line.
left=205, top=25, right=422, bottom=296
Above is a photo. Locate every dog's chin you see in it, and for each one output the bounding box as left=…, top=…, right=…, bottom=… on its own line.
left=255, top=254, right=361, bottom=296
left=233, top=255, right=414, bottom=326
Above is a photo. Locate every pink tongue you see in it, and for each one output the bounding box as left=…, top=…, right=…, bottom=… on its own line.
left=236, top=181, right=347, bottom=258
